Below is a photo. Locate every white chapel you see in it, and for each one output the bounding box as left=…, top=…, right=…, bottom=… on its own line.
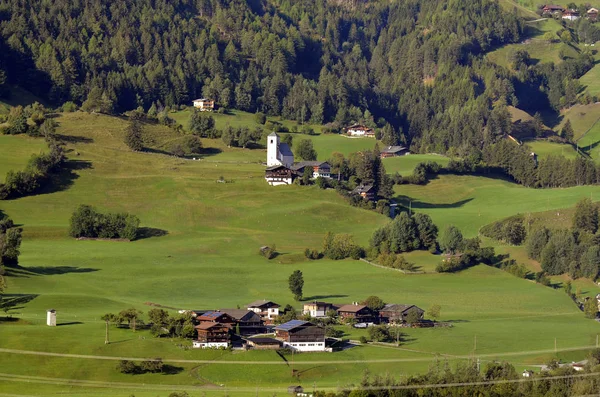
left=267, top=132, right=294, bottom=168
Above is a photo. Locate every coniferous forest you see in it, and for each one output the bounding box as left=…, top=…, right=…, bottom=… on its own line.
left=0, top=0, right=527, bottom=151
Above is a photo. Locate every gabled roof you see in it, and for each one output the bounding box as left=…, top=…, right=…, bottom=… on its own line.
left=381, top=146, right=407, bottom=153
left=275, top=319, right=312, bottom=331
left=381, top=304, right=420, bottom=313
left=588, top=7, right=599, bottom=12
left=278, top=142, right=293, bottom=157
left=347, top=123, right=371, bottom=130
left=192, top=98, right=212, bottom=102
left=197, top=311, right=232, bottom=322
left=266, top=165, right=290, bottom=171
left=247, top=300, right=280, bottom=309
left=218, top=309, right=261, bottom=322
left=247, top=337, right=281, bottom=345
left=337, top=304, right=369, bottom=313
left=195, top=322, right=226, bottom=330
left=352, top=184, right=375, bottom=194
left=268, top=132, right=278, bottom=137
left=291, top=161, right=330, bottom=171
left=303, top=301, right=333, bottom=307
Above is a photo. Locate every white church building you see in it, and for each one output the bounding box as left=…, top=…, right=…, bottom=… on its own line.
left=267, top=132, right=294, bottom=167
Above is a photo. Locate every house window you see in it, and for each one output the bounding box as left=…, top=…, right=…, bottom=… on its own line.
left=270, top=140, right=273, bottom=144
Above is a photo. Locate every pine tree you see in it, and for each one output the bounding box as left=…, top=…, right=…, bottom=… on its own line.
left=124, top=120, right=143, bottom=151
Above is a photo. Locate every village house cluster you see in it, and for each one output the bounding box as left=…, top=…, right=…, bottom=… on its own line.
left=264, top=131, right=408, bottom=186
left=541, top=4, right=598, bottom=21
left=191, top=300, right=424, bottom=352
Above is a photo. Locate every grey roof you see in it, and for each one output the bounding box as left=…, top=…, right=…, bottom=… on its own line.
left=275, top=320, right=312, bottom=331
left=247, top=337, right=281, bottom=345
left=352, top=184, right=374, bottom=194
left=247, top=300, right=280, bottom=309
left=381, top=146, right=407, bottom=153
left=268, top=132, right=278, bottom=137
left=218, top=309, right=261, bottom=322
left=265, top=165, right=290, bottom=171
left=337, top=304, right=369, bottom=313
left=278, top=142, right=293, bottom=157
left=381, top=304, right=413, bottom=313
left=291, top=161, right=330, bottom=171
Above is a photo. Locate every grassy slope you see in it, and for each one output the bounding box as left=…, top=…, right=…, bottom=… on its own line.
left=486, top=19, right=575, bottom=68
left=2, top=112, right=600, bottom=395
left=559, top=104, right=600, bottom=140
left=580, top=61, right=600, bottom=97
left=525, top=139, right=580, bottom=159
left=0, top=135, right=47, bottom=177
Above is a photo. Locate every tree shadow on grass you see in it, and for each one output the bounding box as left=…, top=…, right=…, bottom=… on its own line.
left=56, top=134, right=94, bottom=144
left=394, top=196, right=474, bottom=210
left=161, top=365, right=184, bottom=375
left=1, top=294, right=39, bottom=312
left=33, top=160, right=93, bottom=197
left=7, top=266, right=99, bottom=277
left=135, top=227, right=169, bottom=240
left=302, top=294, right=349, bottom=301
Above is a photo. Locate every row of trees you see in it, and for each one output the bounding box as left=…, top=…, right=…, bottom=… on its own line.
left=69, top=205, right=140, bottom=241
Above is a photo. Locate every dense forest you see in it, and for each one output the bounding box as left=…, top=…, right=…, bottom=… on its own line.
left=0, top=0, right=531, bottom=153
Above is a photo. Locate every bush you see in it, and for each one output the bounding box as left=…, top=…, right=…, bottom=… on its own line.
left=359, top=336, right=368, bottom=344
left=69, top=205, right=140, bottom=240
left=255, top=112, right=266, bottom=125
left=61, top=101, right=78, bottom=112
left=117, top=360, right=140, bottom=374
left=304, top=248, right=321, bottom=260
left=368, top=325, right=392, bottom=342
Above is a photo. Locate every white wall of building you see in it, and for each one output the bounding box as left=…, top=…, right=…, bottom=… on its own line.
left=267, top=135, right=281, bottom=166
left=267, top=307, right=279, bottom=318
left=47, top=310, right=56, bottom=326
left=283, top=341, right=326, bottom=352
left=193, top=341, right=229, bottom=349
left=266, top=177, right=292, bottom=186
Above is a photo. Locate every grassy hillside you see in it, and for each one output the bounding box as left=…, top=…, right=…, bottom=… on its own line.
left=486, top=19, right=575, bottom=68
left=526, top=140, right=580, bottom=159
left=0, top=135, right=47, bottom=177
left=2, top=112, right=600, bottom=395
left=558, top=104, right=600, bottom=140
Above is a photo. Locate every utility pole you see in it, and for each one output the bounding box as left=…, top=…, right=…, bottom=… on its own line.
left=555, top=337, right=557, bottom=353
left=105, top=319, right=109, bottom=344
left=291, top=348, right=295, bottom=378
left=474, top=335, right=477, bottom=352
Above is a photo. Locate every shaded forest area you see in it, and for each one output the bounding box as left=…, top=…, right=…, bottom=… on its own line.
left=0, top=0, right=592, bottom=154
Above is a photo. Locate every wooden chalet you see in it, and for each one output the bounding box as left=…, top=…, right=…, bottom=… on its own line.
left=265, top=165, right=296, bottom=186
left=336, top=304, right=375, bottom=323
left=247, top=300, right=280, bottom=321
left=346, top=124, right=375, bottom=137
left=588, top=7, right=598, bottom=20
left=291, top=161, right=332, bottom=178
left=275, top=320, right=326, bottom=351
left=380, top=146, right=409, bottom=158
left=352, top=184, right=376, bottom=201
left=193, top=322, right=231, bottom=348
left=218, top=309, right=264, bottom=335
left=196, top=311, right=236, bottom=325
left=562, top=9, right=580, bottom=20
left=379, top=304, right=425, bottom=324
left=192, top=98, right=215, bottom=111
left=542, top=4, right=565, bottom=14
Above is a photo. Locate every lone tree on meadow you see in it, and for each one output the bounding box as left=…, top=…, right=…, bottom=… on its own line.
left=101, top=313, right=117, bottom=344
left=124, top=120, right=143, bottom=151
left=288, top=270, right=304, bottom=301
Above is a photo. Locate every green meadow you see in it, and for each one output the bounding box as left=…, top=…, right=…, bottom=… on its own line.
left=525, top=139, right=580, bottom=159
left=2, top=112, right=600, bottom=396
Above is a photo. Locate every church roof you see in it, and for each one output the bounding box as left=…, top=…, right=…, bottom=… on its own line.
left=268, top=132, right=278, bottom=137
left=278, top=143, right=293, bottom=157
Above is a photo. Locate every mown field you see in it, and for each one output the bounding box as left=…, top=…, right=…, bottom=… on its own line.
left=2, top=112, right=600, bottom=396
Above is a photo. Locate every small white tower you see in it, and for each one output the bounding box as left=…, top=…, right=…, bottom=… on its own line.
left=267, top=132, right=281, bottom=167
left=46, top=309, right=56, bottom=326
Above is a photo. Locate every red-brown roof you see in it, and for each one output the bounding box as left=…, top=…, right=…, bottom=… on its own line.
left=337, top=304, right=368, bottom=313
left=195, top=322, right=227, bottom=330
